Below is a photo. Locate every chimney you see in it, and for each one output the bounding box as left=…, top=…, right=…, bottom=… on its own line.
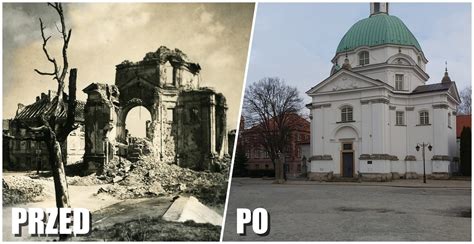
left=17, top=103, right=25, bottom=115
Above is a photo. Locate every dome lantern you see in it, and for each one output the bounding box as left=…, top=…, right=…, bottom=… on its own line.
left=370, top=2, right=389, bottom=16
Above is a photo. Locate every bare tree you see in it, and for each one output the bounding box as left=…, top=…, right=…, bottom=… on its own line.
left=243, top=77, right=303, bottom=169
left=458, top=86, right=472, bottom=115
left=28, top=3, right=76, bottom=239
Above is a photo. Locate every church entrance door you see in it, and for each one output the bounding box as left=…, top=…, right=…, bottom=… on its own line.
left=341, top=142, right=354, bottom=177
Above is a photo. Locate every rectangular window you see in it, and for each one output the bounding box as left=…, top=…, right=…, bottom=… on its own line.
left=420, top=111, right=429, bottom=125
left=343, top=143, right=352, bottom=150
left=359, top=52, right=369, bottom=65
left=341, top=107, right=353, bottom=122
left=395, top=74, right=404, bottom=90
left=396, top=111, right=405, bottom=125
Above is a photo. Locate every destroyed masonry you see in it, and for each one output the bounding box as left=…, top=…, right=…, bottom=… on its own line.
left=4, top=46, right=231, bottom=173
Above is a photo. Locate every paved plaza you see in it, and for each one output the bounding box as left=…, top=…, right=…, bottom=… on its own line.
left=223, top=178, right=471, bottom=241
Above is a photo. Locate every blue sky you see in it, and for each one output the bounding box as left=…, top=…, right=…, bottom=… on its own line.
left=247, top=3, right=471, bottom=105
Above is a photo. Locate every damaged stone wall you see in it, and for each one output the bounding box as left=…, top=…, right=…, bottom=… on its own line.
left=174, top=89, right=228, bottom=170
left=83, top=46, right=228, bottom=172
left=83, top=83, right=120, bottom=174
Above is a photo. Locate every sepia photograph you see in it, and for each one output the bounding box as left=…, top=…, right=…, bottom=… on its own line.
left=2, top=2, right=254, bottom=241
left=225, top=2, right=471, bottom=241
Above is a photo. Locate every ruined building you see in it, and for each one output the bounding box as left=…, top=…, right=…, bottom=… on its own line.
left=3, top=91, right=85, bottom=170
left=83, top=46, right=229, bottom=172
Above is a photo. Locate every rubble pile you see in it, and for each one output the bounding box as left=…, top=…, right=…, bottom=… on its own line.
left=3, top=176, right=45, bottom=205
left=126, top=137, right=157, bottom=162
left=98, top=156, right=229, bottom=205
left=67, top=174, right=104, bottom=186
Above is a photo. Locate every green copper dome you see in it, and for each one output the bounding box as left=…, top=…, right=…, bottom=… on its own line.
left=336, top=13, right=422, bottom=54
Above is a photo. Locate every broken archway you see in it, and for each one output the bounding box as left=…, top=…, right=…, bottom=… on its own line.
left=82, top=46, right=229, bottom=174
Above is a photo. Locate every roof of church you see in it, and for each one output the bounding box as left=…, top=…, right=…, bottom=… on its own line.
left=336, top=13, right=422, bottom=54
left=411, top=82, right=454, bottom=94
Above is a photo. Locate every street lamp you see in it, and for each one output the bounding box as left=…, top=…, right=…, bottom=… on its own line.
left=416, top=142, right=432, bottom=183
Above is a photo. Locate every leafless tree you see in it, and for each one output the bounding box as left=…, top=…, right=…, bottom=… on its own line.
left=243, top=77, right=303, bottom=169
left=28, top=3, right=76, bottom=239
left=458, top=86, right=471, bottom=115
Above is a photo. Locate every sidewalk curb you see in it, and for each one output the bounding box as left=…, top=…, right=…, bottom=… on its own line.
left=279, top=181, right=471, bottom=189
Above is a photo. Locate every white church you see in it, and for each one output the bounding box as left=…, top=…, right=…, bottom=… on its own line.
left=306, top=3, right=461, bottom=181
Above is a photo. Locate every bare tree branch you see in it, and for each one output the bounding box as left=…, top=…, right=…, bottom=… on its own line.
left=243, top=77, right=303, bottom=168
left=32, top=4, right=76, bottom=240
left=458, top=86, right=472, bottom=115
left=35, top=18, right=59, bottom=80
left=34, top=69, right=56, bottom=76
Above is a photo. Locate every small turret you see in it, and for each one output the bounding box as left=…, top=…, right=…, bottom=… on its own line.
left=441, top=62, right=452, bottom=83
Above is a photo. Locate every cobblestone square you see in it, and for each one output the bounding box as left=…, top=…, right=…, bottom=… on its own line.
left=223, top=178, right=471, bottom=241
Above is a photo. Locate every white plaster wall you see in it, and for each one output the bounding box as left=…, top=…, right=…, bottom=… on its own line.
left=390, top=160, right=406, bottom=174
left=432, top=160, right=450, bottom=173
left=407, top=160, right=433, bottom=174
left=335, top=45, right=426, bottom=72
left=359, top=68, right=425, bottom=92
left=311, top=108, right=323, bottom=156
left=448, top=108, right=457, bottom=159
left=310, top=160, right=334, bottom=172
left=433, top=107, right=448, bottom=156
left=359, top=160, right=391, bottom=173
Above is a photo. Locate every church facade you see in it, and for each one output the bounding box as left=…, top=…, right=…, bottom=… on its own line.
left=306, top=3, right=461, bottom=181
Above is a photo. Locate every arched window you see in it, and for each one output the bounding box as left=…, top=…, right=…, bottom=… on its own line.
left=417, top=56, right=422, bottom=66
left=419, top=111, right=429, bottom=125
left=341, top=106, right=353, bottom=122
left=359, top=51, right=369, bottom=65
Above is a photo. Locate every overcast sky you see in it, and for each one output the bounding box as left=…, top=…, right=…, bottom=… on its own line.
left=3, top=3, right=254, bottom=133
left=247, top=3, right=472, bottom=107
